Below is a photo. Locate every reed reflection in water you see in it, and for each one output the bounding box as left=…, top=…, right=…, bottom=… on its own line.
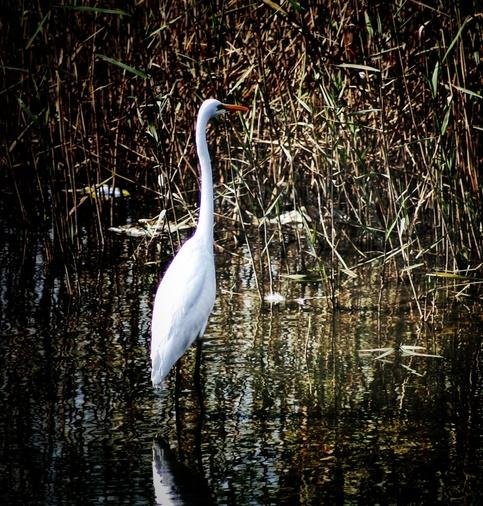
left=0, top=222, right=480, bottom=504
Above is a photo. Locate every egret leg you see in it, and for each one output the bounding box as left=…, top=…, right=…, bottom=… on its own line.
left=175, top=360, right=182, bottom=398
left=193, top=338, right=205, bottom=468
left=174, top=361, right=189, bottom=460
left=194, top=338, right=203, bottom=400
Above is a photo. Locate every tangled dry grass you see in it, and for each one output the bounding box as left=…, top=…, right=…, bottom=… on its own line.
left=1, top=1, right=481, bottom=308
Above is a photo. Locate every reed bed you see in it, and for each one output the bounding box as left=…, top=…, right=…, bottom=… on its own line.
left=1, top=1, right=481, bottom=307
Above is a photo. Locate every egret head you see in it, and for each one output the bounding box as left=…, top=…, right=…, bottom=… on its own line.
left=199, top=98, right=249, bottom=120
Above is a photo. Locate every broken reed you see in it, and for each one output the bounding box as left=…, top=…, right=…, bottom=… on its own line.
left=1, top=1, right=481, bottom=286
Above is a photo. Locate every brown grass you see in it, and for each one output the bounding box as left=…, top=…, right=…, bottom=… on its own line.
left=1, top=1, right=481, bottom=306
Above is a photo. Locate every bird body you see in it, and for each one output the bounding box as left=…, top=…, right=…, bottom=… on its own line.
left=151, top=99, right=248, bottom=387
left=151, top=233, right=215, bottom=385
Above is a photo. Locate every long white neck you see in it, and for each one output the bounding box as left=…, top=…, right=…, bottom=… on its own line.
left=194, top=109, right=214, bottom=246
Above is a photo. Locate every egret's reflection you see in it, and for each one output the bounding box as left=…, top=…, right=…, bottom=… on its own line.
left=152, top=438, right=213, bottom=505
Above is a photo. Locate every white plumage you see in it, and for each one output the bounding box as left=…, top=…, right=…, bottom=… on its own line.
left=150, top=99, right=248, bottom=387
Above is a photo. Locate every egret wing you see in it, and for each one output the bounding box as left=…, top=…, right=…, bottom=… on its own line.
left=150, top=238, right=215, bottom=384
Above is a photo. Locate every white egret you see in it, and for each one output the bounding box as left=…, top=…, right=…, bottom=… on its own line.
left=151, top=98, right=248, bottom=387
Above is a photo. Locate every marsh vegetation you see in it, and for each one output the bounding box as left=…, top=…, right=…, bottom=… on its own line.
left=1, top=1, right=481, bottom=503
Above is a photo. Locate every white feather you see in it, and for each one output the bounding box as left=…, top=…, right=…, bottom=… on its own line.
left=151, top=235, right=215, bottom=385
left=149, top=98, right=247, bottom=387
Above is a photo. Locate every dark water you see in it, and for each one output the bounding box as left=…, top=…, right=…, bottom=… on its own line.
left=0, top=207, right=481, bottom=505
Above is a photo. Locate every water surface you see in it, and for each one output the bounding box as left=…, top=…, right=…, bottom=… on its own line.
left=0, top=209, right=481, bottom=504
